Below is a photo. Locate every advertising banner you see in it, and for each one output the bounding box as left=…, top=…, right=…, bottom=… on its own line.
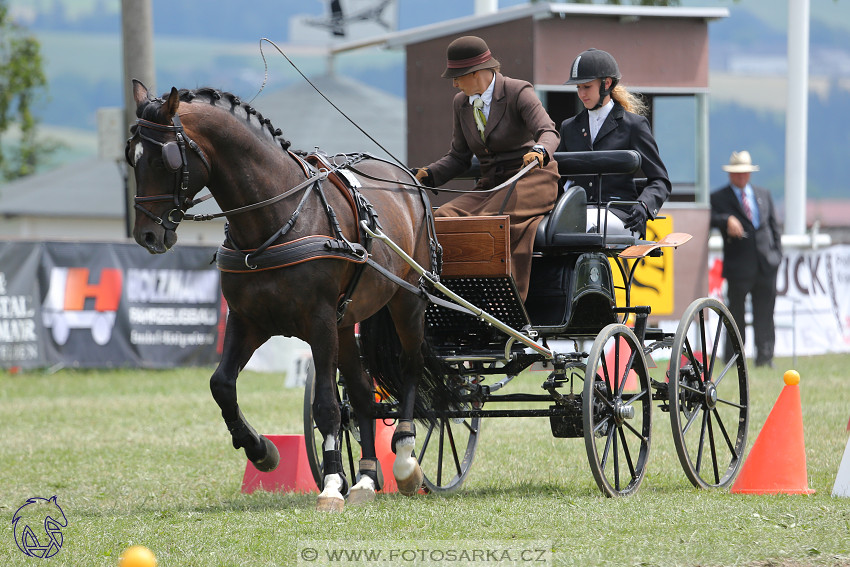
left=0, top=241, right=223, bottom=369
left=708, top=244, right=850, bottom=358
left=0, top=242, right=49, bottom=368
left=612, top=216, right=676, bottom=315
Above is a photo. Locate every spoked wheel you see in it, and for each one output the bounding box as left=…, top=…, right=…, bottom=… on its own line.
left=303, top=362, right=360, bottom=488
left=583, top=323, right=652, bottom=497
left=668, top=297, right=749, bottom=489
left=414, top=409, right=481, bottom=494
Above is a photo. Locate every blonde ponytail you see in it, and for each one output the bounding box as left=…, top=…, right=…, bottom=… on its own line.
left=611, top=85, right=647, bottom=116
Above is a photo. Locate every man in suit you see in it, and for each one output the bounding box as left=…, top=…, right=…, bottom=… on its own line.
left=710, top=151, right=783, bottom=367
left=414, top=36, right=559, bottom=301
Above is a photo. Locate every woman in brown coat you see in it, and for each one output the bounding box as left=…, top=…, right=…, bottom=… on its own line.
left=414, top=36, right=560, bottom=301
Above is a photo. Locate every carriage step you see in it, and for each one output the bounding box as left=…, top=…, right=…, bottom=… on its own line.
left=618, top=232, right=693, bottom=259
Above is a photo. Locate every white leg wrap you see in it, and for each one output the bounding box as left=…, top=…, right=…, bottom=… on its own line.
left=393, top=436, right=417, bottom=480
left=352, top=475, right=376, bottom=493
left=319, top=473, right=344, bottom=501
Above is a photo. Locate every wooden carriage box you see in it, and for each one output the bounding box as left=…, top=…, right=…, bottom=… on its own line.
left=434, top=215, right=511, bottom=278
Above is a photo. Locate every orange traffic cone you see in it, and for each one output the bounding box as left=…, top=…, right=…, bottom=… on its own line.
left=731, top=370, right=815, bottom=494
left=602, top=336, right=638, bottom=391
left=374, top=420, right=399, bottom=493
left=241, top=434, right=318, bottom=494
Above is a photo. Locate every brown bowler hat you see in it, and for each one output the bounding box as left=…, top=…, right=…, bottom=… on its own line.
left=441, top=36, right=500, bottom=79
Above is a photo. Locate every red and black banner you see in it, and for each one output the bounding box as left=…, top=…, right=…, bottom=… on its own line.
left=0, top=241, right=223, bottom=370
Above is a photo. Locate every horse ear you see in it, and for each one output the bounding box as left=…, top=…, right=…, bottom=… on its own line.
left=164, top=87, right=180, bottom=119
left=132, top=79, right=150, bottom=107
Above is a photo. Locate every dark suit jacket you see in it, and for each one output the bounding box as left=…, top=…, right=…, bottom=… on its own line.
left=557, top=103, right=671, bottom=220
left=710, top=183, right=783, bottom=283
left=427, top=72, right=560, bottom=189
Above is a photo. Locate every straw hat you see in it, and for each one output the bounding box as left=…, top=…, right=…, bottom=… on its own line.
left=722, top=151, right=760, bottom=173
left=441, top=36, right=500, bottom=79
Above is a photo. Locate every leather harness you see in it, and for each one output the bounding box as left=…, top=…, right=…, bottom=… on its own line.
left=128, top=112, right=443, bottom=322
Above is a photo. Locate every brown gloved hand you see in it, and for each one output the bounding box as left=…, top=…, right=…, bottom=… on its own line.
left=412, top=167, right=434, bottom=187
left=522, top=149, right=544, bottom=168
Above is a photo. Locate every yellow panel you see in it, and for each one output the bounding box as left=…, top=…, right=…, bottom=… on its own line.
left=611, top=217, right=675, bottom=315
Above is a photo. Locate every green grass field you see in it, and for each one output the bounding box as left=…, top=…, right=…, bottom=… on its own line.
left=2, top=354, right=849, bottom=566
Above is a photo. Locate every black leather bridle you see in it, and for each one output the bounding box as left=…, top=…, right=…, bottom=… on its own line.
left=126, top=113, right=211, bottom=231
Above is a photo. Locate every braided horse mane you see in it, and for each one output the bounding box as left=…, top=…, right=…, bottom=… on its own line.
left=135, top=86, right=296, bottom=154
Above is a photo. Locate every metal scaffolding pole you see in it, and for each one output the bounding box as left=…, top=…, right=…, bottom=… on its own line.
left=121, top=0, right=155, bottom=239
left=784, top=0, right=809, bottom=238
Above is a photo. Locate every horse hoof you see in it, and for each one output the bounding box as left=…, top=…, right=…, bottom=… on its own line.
left=316, top=495, right=344, bottom=512
left=253, top=436, right=280, bottom=472
left=395, top=464, right=424, bottom=497
left=347, top=485, right=376, bottom=506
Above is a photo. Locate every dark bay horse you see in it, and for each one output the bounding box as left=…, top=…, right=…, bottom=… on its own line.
left=126, top=80, right=438, bottom=511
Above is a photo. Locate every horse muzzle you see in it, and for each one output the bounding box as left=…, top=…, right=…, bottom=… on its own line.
left=135, top=224, right=178, bottom=254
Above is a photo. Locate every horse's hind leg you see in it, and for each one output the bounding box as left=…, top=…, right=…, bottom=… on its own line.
left=337, top=325, right=381, bottom=505
left=309, top=317, right=348, bottom=512
left=389, top=298, right=427, bottom=496
left=209, top=313, right=280, bottom=472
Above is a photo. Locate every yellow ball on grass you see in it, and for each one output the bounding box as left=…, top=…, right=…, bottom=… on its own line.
left=118, top=545, right=157, bottom=567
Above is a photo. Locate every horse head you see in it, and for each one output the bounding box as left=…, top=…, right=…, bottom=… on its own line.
left=127, top=79, right=211, bottom=254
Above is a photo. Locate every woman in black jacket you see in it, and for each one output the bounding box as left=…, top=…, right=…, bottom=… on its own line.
left=557, top=48, right=671, bottom=237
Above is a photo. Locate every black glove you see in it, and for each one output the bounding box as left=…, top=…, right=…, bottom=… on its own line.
left=411, top=167, right=435, bottom=187
left=623, top=202, right=649, bottom=232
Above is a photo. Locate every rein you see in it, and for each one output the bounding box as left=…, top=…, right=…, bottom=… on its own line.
left=347, top=160, right=539, bottom=195
left=251, top=38, right=535, bottom=198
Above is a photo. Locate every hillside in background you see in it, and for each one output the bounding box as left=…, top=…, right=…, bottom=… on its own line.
left=5, top=0, right=850, bottom=199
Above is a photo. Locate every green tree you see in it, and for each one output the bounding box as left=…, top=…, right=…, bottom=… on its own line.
left=0, top=0, right=48, bottom=181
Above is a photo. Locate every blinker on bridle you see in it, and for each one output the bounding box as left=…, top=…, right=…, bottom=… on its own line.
left=126, top=112, right=211, bottom=231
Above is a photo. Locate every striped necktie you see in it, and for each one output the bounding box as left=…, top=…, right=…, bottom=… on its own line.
left=741, top=190, right=753, bottom=222
left=472, top=97, right=486, bottom=142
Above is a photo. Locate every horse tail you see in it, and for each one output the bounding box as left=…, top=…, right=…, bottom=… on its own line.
left=359, top=306, right=460, bottom=420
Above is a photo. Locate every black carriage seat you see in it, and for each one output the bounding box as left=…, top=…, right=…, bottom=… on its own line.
left=533, top=150, right=643, bottom=251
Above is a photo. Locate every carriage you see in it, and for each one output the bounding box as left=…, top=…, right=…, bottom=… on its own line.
left=127, top=82, right=749, bottom=506
left=302, top=149, right=750, bottom=498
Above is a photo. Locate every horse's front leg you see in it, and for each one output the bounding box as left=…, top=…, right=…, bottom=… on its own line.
left=338, top=325, right=382, bottom=505
left=310, top=321, right=349, bottom=512
left=209, top=312, right=279, bottom=471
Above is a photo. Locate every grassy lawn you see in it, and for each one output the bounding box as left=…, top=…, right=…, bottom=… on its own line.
left=1, top=354, right=849, bottom=566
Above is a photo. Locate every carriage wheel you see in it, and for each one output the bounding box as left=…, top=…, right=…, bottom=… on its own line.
left=583, top=323, right=652, bottom=497
left=415, top=410, right=481, bottom=494
left=668, top=297, right=749, bottom=489
left=302, top=361, right=360, bottom=489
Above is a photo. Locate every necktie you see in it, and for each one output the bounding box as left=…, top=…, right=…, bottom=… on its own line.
left=472, top=97, right=486, bottom=142
left=741, top=190, right=753, bottom=222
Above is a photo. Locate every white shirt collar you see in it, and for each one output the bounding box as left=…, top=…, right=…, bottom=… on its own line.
left=469, top=73, right=496, bottom=118
left=588, top=99, right=614, bottom=142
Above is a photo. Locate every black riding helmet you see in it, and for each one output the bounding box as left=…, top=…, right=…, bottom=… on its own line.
left=564, top=48, right=620, bottom=110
